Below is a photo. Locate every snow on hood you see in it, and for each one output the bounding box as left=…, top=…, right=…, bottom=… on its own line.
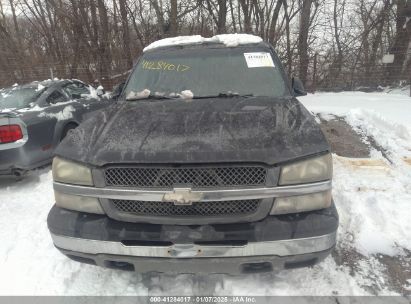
left=143, top=33, right=263, bottom=52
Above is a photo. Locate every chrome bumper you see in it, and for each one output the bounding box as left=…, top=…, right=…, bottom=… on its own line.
left=50, top=231, right=336, bottom=259
left=53, top=180, right=332, bottom=202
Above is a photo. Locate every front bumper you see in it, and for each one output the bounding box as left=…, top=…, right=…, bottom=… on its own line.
left=47, top=203, right=338, bottom=274
left=0, top=147, right=31, bottom=175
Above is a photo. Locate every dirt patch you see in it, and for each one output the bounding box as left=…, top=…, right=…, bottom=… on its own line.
left=317, top=115, right=370, bottom=158
left=334, top=155, right=390, bottom=171
left=377, top=251, right=411, bottom=295
left=317, top=115, right=394, bottom=163
left=332, top=247, right=411, bottom=295
left=403, top=157, right=411, bottom=166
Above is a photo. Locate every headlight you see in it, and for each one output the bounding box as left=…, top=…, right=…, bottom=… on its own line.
left=52, top=157, right=93, bottom=186
left=54, top=191, right=104, bottom=214
left=279, top=153, right=332, bottom=185
left=270, top=190, right=332, bottom=215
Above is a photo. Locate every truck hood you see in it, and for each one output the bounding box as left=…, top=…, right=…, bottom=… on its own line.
left=56, top=96, right=329, bottom=166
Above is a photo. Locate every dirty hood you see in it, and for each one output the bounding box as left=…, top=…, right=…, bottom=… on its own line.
left=56, top=96, right=329, bottom=166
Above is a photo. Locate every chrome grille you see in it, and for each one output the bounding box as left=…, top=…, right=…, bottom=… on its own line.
left=111, top=199, right=260, bottom=217
left=104, top=166, right=267, bottom=188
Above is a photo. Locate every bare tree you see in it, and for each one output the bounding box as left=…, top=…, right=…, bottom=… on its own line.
left=118, top=0, right=132, bottom=67
left=386, top=0, right=411, bottom=83
left=0, top=0, right=407, bottom=92
left=298, top=0, right=314, bottom=85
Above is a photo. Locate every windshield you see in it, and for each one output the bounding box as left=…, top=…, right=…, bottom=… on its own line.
left=0, top=87, right=45, bottom=110
left=0, top=88, right=45, bottom=109
left=124, top=46, right=288, bottom=99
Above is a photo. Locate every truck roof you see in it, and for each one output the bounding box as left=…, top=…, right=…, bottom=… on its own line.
left=143, top=34, right=264, bottom=53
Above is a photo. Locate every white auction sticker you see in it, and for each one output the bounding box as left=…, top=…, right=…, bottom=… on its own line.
left=244, top=52, right=275, bottom=68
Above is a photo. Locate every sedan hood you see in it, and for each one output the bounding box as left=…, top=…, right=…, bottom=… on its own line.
left=56, top=96, right=329, bottom=166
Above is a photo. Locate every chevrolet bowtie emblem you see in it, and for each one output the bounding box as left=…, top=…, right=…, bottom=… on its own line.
left=163, top=188, right=203, bottom=205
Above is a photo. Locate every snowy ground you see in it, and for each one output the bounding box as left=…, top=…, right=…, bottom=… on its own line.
left=0, top=91, right=410, bottom=295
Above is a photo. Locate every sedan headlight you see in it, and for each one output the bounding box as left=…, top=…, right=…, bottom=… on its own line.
left=279, top=153, right=332, bottom=185
left=52, top=157, right=94, bottom=186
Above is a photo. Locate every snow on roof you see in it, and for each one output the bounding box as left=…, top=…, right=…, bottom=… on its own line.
left=143, top=33, right=263, bottom=52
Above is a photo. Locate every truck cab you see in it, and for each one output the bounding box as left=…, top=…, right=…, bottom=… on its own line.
left=47, top=34, right=338, bottom=274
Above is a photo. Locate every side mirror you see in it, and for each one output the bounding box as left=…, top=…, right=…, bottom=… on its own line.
left=292, top=77, right=307, bottom=97
left=111, top=82, right=125, bottom=100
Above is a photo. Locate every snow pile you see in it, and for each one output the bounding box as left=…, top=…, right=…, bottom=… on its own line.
left=0, top=91, right=10, bottom=98
left=345, top=109, right=411, bottom=159
left=38, top=105, right=75, bottom=121
left=85, top=84, right=104, bottom=100
left=300, top=91, right=411, bottom=134
left=0, top=108, right=14, bottom=113
left=126, top=89, right=194, bottom=100
left=214, top=34, right=262, bottom=47
left=178, top=90, right=193, bottom=100
left=36, top=84, right=45, bottom=92
left=87, top=85, right=100, bottom=99
left=384, top=85, right=410, bottom=96
left=96, top=85, right=104, bottom=96
left=332, top=156, right=411, bottom=257
left=126, top=89, right=151, bottom=100
left=143, top=34, right=262, bottom=52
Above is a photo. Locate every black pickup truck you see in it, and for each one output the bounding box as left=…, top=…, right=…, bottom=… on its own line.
left=47, top=34, right=338, bottom=274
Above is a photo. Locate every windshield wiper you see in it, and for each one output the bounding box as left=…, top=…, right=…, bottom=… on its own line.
left=192, top=93, right=254, bottom=99
left=126, top=93, right=177, bottom=102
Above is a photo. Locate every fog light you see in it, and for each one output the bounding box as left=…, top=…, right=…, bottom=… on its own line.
left=55, top=191, right=104, bottom=214
left=270, top=190, right=332, bottom=215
